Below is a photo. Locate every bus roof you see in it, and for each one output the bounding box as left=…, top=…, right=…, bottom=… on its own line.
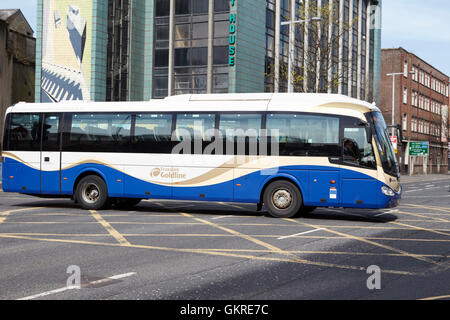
left=7, top=93, right=380, bottom=119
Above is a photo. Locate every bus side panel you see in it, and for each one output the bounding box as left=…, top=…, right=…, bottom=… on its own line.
left=60, top=153, right=124, bottom=197
left=3, top=154, right=41, bottom=194
left=234, top=168, right=269, bottom=203
left=234, top=168, right=308, bottom=204
left=123, top=154, right=173, bottom=199
left=307, top=170, right=340, bottom=207
left=2, top=157, right=8, bottom=191
left=123, top=171, right=172, bottom=199
left=172, top=167, right=234, bottom=201
left=340, top=167, right=378, bottom=208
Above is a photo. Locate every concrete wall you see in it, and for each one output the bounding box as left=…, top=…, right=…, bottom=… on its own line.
left=0, top=22, right=13, bottom=141
left=0, top=22, right=35, bottom=143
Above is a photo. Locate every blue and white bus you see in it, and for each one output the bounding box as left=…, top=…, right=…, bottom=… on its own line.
left=1, top=93, right=401, bottom=218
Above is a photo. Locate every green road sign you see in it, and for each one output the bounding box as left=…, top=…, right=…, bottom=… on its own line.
left=409, top=141, right=429, bottom=156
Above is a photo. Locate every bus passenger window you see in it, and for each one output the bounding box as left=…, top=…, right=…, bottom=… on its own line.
left=133, top=113, right=173, bottom=153
left=66, top=113, right=132, bottom=152
left=7, top=113, right=41, bottom=151
left=266, top=113, right=340, bottom=156
left=218, top=113, right=262, bottom=155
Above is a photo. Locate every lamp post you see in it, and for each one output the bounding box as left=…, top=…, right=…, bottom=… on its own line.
left=281, top=10, right=321, bottom=93
left=386, top=70, right=415, bottom=136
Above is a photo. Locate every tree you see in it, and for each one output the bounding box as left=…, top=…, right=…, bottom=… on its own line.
left=266, top=0, right=359, bottom=94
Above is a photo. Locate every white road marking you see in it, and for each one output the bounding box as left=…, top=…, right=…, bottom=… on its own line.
left=404, top=189, right=423, bottom=193
left=277, top=228, right=324, bottom=240
left=374, top=209, right=398, bottom=217
left=211, top=216, right=229, bottom=220
left=17, top=272, right=136, bottom=300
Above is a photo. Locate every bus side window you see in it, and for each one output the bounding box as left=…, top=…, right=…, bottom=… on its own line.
left=66, top=113, right=132, bottom=152
left=266, top=113, right=340, bottom=156
left=133, top=113, right=173, bottom=153
left=342, top=120, right=376, bottom=169
left=7, top=113, right=41, bottom=151
left=218, top=113, right=262, bottom=155
left=42, top=114, right=61, bottom=151
left=174, top=113, right=215, bottom=154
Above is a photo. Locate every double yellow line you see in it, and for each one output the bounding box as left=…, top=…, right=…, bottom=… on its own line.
left=90, top=210, right=130, bottom=246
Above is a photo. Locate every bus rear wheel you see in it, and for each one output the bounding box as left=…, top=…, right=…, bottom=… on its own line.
left=263, top=180, right=302, bottom=218
left=76, top=175, right=108, bottom=210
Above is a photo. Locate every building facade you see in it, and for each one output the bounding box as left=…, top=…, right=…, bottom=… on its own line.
left=0, top=9, right=35, bottom=140
left=265, top=0, right=381, bottom=104
left=35, top=0, right=381, bottom=103
left=380, top=47, right=449, bottom=174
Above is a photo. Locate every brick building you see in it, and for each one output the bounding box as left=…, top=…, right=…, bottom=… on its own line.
left=380, top=47, right=449, bottom=174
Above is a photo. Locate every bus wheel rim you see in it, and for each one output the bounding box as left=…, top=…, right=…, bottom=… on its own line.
left=272, top=189, right=292, bottom=209
left=82, top=183, right=100, bottom=204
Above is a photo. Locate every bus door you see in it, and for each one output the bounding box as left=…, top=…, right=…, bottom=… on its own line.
left=41, top=113, right=62, bottom=194
left=340, top=118, right=378, bottom=207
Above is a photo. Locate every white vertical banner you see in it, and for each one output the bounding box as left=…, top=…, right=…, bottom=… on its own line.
left=441, top=105, right=448, bottom=143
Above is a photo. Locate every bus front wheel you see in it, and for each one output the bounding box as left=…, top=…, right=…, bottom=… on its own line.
left=263, top=180, right=302, bottom=218
left=76, top=175, right=108, bottom=210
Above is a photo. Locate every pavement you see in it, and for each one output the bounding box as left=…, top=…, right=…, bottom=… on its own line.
left=0, top=177, right=449, bottom=302
left=399, top=173, right=449, bottom=184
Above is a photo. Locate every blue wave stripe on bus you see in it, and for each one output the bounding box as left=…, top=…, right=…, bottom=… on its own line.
left=1, top=158, right=399, bottom=209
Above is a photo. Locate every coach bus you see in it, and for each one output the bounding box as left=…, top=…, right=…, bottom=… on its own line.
left=1, top=93, right=401, bottom=218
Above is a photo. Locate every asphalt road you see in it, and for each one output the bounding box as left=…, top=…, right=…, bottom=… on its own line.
left=0, top=177, right=449, bottom=301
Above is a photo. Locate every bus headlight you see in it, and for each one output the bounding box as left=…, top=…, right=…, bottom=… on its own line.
left=381, top=185, right=395, bottom=197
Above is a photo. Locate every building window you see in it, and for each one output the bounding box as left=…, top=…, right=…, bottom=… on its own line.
left=156, top=0, right=170, bottom=16
left=213, top=46, right=228, bottom=65
left=175, top=0, right=191, bottom=15
left=214, top=0, right=230, bottom=12
left=106, top=0, right=130, bottom=101
left=402, top=114, right=407, bottom=131
left=403, top=59, right=408, bottom=77
left=403, top=87, right=408, bottom=104
left=193, top=0, right=208, bottom=14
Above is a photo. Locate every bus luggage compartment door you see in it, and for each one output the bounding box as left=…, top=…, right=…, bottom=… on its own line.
left=341, top=169, right=378, bottom=208
left=5, top=153, right=41, bottom=193
left=308, top=170, right=340, bottom=206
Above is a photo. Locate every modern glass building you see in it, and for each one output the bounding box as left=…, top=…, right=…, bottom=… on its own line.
left=35, top=0, right=382, bottom=103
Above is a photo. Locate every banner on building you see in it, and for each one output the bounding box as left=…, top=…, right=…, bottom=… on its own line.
left=442, top=105, right=448, bottom=143
left=41, top=0, right=92, bottom=102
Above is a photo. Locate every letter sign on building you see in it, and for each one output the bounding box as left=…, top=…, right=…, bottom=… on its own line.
left=229, top=0, right=237, bottom=66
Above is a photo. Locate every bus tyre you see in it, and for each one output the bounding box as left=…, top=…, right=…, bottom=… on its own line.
left=76, top=175, right=108, bottom=210
left=263, top=180, right=302, bottom=218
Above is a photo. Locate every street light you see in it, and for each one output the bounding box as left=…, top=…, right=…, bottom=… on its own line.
left=386, top=70, right=415, bottom=136
left=281, top=7, right=321, bottom=93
